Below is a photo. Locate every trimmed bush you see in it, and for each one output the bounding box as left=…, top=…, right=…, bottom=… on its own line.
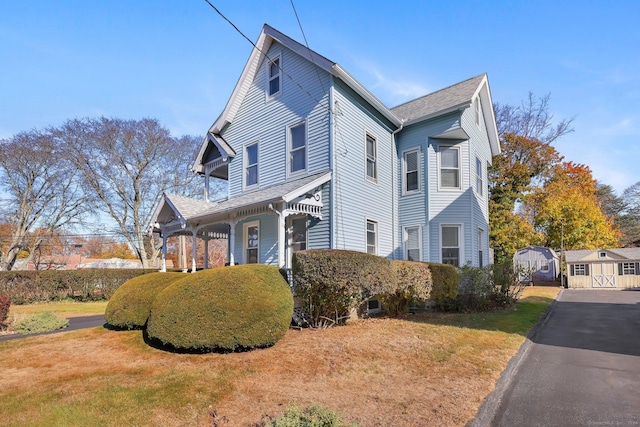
left=105, top=272, right=184, bottom=329
left=13, top=311, right=69, bottom=334
left=254, top=403, right=357, bottom=426
left=380, top=261, right=432, bottom=316
left=427, top=263, right=459, bottom=303
left=0, top=294, right=10, bottom=327
left=147, top=264, right=293, bottom=352
left=0, top=269, right=156, bottom=304
left=292, top=250, right=394, bottom=326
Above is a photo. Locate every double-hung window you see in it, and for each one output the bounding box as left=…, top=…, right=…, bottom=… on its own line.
left=476, top=157, right=483, bottom=196
left=365, top=133, right=377, bottom=182
left=288, top=121, right=306, bottom=175
left=403, top=149, right=420, bottom=194
left=404, top=226, right=421, bottom=261
left=439, top=146, right=460, bottom=189
left=267, top=56, right=281, bottom=98
left=244, top=142, right=258, bottom=189
left=366, top=220, right=378, bottom=255
left=441, top=225, right=461, bottom=266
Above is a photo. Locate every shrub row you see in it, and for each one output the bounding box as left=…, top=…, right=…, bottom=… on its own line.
left=0, top=269, right=157, bottom=304
left=107, top=264, right=294, bottom=352
left=292, top=250, right=457, bottom=325
left=0, top=294, right=10, bottom=327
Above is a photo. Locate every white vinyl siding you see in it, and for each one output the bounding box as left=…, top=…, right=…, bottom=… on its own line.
left=287, top=120, right=307, bottom=176
left=366, top=219, right=378, bottom=255
left=244, top=141, right=258, bottom=189
left=439, top=146, right=460, bottom=190
left=267, top=55, right=281, bottom=99
left=403, top=149, right=420, bottom=195
left=404, top=225, right=421, bottom=261
left=365, top=133, right=377, bottom=183
left=475, top=157, right=483, bottom=196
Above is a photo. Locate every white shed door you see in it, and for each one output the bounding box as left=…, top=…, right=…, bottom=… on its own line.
left=592, top=263, right=616, bottom=288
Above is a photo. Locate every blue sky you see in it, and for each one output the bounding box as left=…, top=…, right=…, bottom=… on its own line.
left=1, top=0, right=639, bottom=194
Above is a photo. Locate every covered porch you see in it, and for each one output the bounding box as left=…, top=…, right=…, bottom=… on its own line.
left=150, top=172, right=331, bottom=272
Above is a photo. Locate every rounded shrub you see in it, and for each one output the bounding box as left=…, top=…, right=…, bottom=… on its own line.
left=146, top=264, right=294, bottom=352
left=105, top=272, right=184, bottom=329
left=380, top=260, right=433, bottom=316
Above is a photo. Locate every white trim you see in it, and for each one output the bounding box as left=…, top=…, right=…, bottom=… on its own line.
left=365, top=131, right=378, bottom=184
left=286, top=119, right=308, bottom=178
left=243, top=220, right=260, bottom=264
left=266, top=53, right=282, bottom=101
left=403, top=225, right=422, bottom=261
left=440, top=223, right=464, bottom=267
left=475, top=156, right=484, bottom=197
left=402, top=147, right=421, bottom=195
left=243, top=140, right=259, bottom=191
left=366, top=218, right=378, bottom=255
left=437, top=144, right=461, bottom=191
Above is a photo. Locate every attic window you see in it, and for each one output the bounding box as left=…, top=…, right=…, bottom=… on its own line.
left=268, top=56, right=281, bottom=98
left=599, top=251, right=607, bottom=258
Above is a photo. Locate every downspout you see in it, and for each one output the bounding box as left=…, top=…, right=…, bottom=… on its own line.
left=268, top=203, right=286, bottom=268
left=391, top=120, right=405, bottom=260
left=328, top=81, right=335, bottom=249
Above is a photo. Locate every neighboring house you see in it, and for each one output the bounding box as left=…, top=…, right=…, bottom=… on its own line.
left=565, top=248, right=640, bottom=289
left=12, top=254, right=83, bottom=271
left=150, top=24, right=500, bottom=271
left=513, top=246, right=560, bottom=283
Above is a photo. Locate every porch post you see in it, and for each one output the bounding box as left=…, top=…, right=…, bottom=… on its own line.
left=203, top=232, right=209, bottom=270
left=160, top=228, right=167, bottom=273
left=278, top=208, right=286, bottom=268
left=191, top=227, right=198, bottom=273
left=228, top=220, right=237, bottom=266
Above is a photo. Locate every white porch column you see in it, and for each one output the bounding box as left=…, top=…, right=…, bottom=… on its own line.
left=228, top=220, right=237, bottom=266
left=160, top=228, right=167, bottom=273
left=191, top=227, right=198, bottom=273
left=203, top=233, right=209, bottom=270
left=277, top=208, right=286, bottom=268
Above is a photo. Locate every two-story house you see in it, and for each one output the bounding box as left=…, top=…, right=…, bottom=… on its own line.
left=150, top=24, right=500, bottom=272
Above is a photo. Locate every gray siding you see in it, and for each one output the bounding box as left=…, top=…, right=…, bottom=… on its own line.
left=222, top=42, right=332, bottom=198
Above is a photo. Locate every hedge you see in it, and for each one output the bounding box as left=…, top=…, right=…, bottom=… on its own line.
left=105, top=272, right=184, bottom=329
left=427, top=263, right=459, bottom=303
left=380, top=260, right=433, bottom=316
left=0, top=269, right=157, bottom=304
left=147, top=264, right=293, bottom=352
left=292, top=249, right=394, bottom=325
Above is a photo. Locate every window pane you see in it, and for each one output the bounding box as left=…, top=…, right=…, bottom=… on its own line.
left=367, top=159, right=376, bottom=179
left=247, top=248, right=258, bottom=264
left=292, top=218, right=307, bottom=252
left=406, top=171, right=418, bottom=192
left=291, top=124, right=305, bottom=149
left=442, top=248, right=459, bottom=266
left=366, top=135, right=375, bottom=157
left=269, top=58, right=279, bottom=77
left=441, top=169, right=459, bottom=188
left=442, top=226, right=458, bottom=247
left=246, top=144, right=258, bottom=165
left=366, top=221, right=376, bottom=254
left=269, top=78, right=280, bottom=95
left=291, top=150, right=305, bottom=173
left=441, top=148, right=458, bottom=168
left=407, top=249, right=420, bottom=262
left=246, top=165, right=257, bottom=186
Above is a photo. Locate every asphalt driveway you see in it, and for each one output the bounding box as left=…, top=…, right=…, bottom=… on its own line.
left=0, top=314, right=105, bottom=342
left=471, top=289, right=640, bottom=426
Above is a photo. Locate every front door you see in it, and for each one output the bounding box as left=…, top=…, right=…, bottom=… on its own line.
left=592, top=262, right=616, bottom=288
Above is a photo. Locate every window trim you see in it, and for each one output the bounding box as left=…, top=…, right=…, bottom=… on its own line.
left=366, top=219, right=378, bottom=255
left=475, top=156, right=483, bottom=197
left=403, top=225, right=422, bottom=262
left=402, top=148, right=421, bottom=195
left=365, top=132, right=378, bottom=183
left=572, top=264, right=588, bottom=276
left=243, top=220, right=260, bottom=264
left=477, top=228, right=484, bottom=267
left=243, top=141, right=259, bottom=190
left=440, top=224, right=463, bottom=267
left=620, top=262, right=637, bottom=275
left=287, top=119, right=307, bottom=177
left=539, top=259, right=550, bottom=273
left=438, top=145, right=461, bottom=191
left=266, top=54, right=282, bottom=100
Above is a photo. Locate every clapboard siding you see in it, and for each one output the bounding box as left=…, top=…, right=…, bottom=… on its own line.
left=222, top=42, right=332, bottom=198
left=307, top=182, right=331, bottom=249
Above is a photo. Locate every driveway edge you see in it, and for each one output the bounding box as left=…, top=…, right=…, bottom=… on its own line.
left=466, top=288, right=563, bottom=427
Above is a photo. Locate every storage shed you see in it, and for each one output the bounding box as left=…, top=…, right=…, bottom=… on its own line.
left=513, top=246, right=560, bottom=283
left=565, top=248, right=640, bottom=289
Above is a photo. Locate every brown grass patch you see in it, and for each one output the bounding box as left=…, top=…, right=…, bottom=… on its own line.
left=0, top=288, right=556, bottom=426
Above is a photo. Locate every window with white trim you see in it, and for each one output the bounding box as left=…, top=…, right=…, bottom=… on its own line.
left=244, top=142, right=258, bottom=189
left=244, top=221, right=259, bottom=264
left=288, top=121, right=306, bottom=175
left=267, top=56, right=281, bottom=98
left=476, top=157, right=483, bottom=196
left=290, top=217, right=307, bottom=252
left=572, top=264, right=588, bottom=276
left=403, top=149, right=420, bottom=194
left=439, top=146, right=460, bottom=189
left=620, top=262, right=637, bottom=275
left=365, top=133, right=377, bottom=182
left=441, top=225, right=461, bottom=266
left=404, top=226, right=421, bottom=261
left=540, top=259, right=550, bottom=273
left=366, top=219, right=378, bottom=255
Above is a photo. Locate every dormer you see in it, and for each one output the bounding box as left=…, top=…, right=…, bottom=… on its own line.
left=192, top=132, right=236, bottom=201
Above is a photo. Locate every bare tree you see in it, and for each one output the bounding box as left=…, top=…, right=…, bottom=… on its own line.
left=55, top=117, right=203, bottom=267
left=621, top=181, right=640, bottom=246
left=0, top=130, right=93, bottom=270
left=494, top=92, right=575, bottom=144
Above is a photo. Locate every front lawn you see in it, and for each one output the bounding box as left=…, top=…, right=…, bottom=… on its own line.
left=0, top=287, right=558, bottom=426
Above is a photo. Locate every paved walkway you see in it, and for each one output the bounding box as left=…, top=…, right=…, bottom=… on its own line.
left=0, top=314, right=105, bottom=342
left=471, top=289, right=640, bottom=426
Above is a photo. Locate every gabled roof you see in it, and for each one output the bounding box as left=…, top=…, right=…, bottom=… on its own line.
left=564, top=248, right=640, bottom=262
left=391, top=73, right=500, bottom=156
left=151, top=193, right=215, bottom=227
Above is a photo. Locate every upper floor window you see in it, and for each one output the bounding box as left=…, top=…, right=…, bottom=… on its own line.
left=366, top=219, right=378, bottom=255
left=366, top=133, right=377, bottom=182
left=439, top=146, right=460, bottom=189
left=403, top=149, right=420, bottom=194
left=244, top=142, right=258, bottom=189
left=268, top=56, right=281, bottom=98
left=288, top=121, right=306, bottom=175
left=476, top=157, right=483, bottom=196
left=404, top=225, right=421, bottom=261
left=441, top=224, right=461, bottom=267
